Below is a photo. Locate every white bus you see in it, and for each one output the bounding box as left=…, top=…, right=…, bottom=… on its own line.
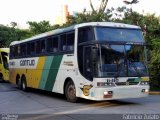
left=9, top=22, right=149, bottom=102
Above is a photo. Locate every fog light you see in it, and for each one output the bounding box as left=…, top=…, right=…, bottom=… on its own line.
left=103, top=91, right=113, bottom=98
left=142, top=89, right=149, bottom=93
left=144, top=89, right=149, bottom=93
left=104, top=91, right=108, bottom=95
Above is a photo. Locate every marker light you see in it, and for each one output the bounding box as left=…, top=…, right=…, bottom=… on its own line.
left=140, top=81, right=149, bottom=85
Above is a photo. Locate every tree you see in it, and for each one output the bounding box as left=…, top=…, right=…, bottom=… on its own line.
left=89, top=0, right=109, bottom=13
left=10, top=22, right=18, bottom=28
left=123, top=0, right=139, bottom=5
left=27, top=20, right=53, bottom=35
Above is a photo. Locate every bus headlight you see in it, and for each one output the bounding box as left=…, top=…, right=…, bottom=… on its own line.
left=97, top=82, right=115, bottom=87
left=140, top=81, right=149, bottom=85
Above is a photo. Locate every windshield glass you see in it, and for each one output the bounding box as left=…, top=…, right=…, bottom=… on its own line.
left=94, top=44, right=148, bottom=77
left=95, top=27, right=144, bottom=42
left=126, top=45, right=147, bottom=76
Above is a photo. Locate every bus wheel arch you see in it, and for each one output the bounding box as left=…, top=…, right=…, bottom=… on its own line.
left=16, top=74, right=21, bottom=89
left=21, top=74, right=27, bottom=91
left=64, top=78, right=78, bottom=103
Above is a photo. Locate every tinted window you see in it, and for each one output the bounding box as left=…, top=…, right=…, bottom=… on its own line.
left=95, top=27, right=144, bottom=42
left=27, top=42, right=35, bottom=55
left=66, top=32, right=74, bottom=51
left=60, top=34, right=67, bottom=51
left=78, top=27, right=94, bottom=44
left=36, top=40, right=41, bottom=54
left=20, top=44, right=26, bottom=56
left=41, top=40, right=46, bottom=53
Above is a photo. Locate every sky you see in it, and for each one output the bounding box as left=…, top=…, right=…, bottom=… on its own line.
left=0, top=0, right=159, bottom=28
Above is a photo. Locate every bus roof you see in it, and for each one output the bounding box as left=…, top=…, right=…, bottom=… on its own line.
left=10, top=22, right=141, bottom=46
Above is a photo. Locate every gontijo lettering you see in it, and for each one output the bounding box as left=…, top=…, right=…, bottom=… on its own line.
left=20, top=59, right=35, bottom=66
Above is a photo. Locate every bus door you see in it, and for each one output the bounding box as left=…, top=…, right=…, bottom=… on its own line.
left=83, top=45, right=98, bottom=81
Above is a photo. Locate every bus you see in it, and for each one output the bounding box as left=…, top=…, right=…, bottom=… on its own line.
left=0, top=48, right=9, bottom=82
left=9, top=22, right=149, bottom=102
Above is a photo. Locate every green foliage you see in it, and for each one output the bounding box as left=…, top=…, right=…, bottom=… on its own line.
left=27, top=20, right=53, bottom=35
left=0, top=25, right=17, bottom=47
left=149, top=39, right=160, bottom=87
left=64, top=10, right=112, bottom=27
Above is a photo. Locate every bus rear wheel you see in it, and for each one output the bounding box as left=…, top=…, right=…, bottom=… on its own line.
left=65, top=81, right=77, bottom=103
left=17, top=77, right=22, bottom=89
left=21, top=76, right=27, bottom=91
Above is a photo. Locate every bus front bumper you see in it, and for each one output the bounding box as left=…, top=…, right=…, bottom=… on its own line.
left=92, top=85, right=149, bottom=101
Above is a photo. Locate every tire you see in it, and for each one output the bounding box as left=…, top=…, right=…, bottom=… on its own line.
left=65, top=81, right=77, bottom=103
left=17, top=77, right=22, bottom=89
left=0, top=74, right=4, bottom=82
left=21, top=77, right=27, bottom=91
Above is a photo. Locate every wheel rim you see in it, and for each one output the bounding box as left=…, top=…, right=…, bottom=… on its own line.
left=67, top=84, right=76, bottom=100
left=22, top=81, right=26, bottom=90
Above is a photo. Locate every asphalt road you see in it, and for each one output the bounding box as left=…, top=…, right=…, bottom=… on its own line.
left=0, top=82, right=160, bottom=120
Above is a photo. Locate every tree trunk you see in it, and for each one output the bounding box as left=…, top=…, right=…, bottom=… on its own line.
left=89, top=0, right=108, bottom=13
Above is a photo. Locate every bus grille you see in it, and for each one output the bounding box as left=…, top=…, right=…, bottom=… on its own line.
left=115, top=82, right=139, bottom=86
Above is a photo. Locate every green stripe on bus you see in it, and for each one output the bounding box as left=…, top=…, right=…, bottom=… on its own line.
left=39, top=56, right=54, bottom=89
left=44, top=55, right=63, bottom=91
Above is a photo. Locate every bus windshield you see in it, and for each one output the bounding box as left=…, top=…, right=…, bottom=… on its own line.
left=95, top=27, right=144, bottom=42
left=1, top=52, right=9, bottom=70
left=94, top=44, right=148, bottom=77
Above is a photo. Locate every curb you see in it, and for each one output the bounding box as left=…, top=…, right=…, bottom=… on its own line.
left=149, top=91, right=160, bottom=95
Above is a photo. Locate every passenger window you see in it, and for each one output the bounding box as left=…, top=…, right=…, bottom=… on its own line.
left=47, top=36, right=59, bottom=53
left=27, top=42, right=35, bottom=55
left=47, top=37, right=53, bottom=52
left=67, top=33, right=74, bottom=51
left=30, top=42, right=35, bottom=55
left=41, top=40, right=46, bottom=53
left=10, top=46, right=15, bottom=58
left=15, top=46, right=18, bottom=57
left=20, top=44, right=26, bottom=57
left=36, top=41, right=41, bottom=54
left=53, top=37, right=58, bottom=52
left=78, top=27, right=94, bottom=44
left=60, top=34, right=67, bottom=51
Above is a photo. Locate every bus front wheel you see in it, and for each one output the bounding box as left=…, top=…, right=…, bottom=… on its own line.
left=65, top=81, right=77, bottom=103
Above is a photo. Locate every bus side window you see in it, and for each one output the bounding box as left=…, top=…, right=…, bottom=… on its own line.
left=78, top=27, right=94, bottom=44
left=10, top=46, right=13, bottom=59
left=27, top=43, right=30, bottom=55
left=15, top=46, right=18, bottom=57
left=36, top=40, right=41, bottom=54
left=41, top=40, right=46, bottom=53
left=53, top=37, right=58, bottom=52
left=47, top=37, right=53, bottom=52
left=60, top=34, right=67, bottom=51
left=27, top=42, right=35, bottom=55
left=20, top=44, right=26, bottom=57
left=67, top=32, right=74, bottom=51
left=30, top=42, right=35, bottom=55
